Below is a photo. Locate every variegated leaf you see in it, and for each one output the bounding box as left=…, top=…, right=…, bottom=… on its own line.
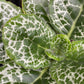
left=2, top=14, right=55, bottom=69
left=45, top=34, right=71, bottom=61
left=0, top=62, right=40, bottom=84
left=0, top=0, right=22, bottom=32
left=0, top=36, right=10, bottom=64
left=50, top=60, right=84, bottom=84
left=22, top=0, right=48, bottom=15
left=34, top=70, right=56, bottom=84
left=0, top=61, right=56, bottom=84
left=49, top=0, right=84, bottom=40
left=66, top=40, right=84, bottom=61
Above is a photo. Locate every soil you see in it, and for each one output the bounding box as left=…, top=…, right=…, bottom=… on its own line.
left=6, top=0, right=22, bottom=7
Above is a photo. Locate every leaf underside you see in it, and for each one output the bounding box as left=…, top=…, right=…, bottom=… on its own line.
left=2, top=14, right=55, bottom=69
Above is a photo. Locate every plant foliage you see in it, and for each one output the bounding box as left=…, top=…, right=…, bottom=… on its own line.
left=0, top=0, right=84, bottom=84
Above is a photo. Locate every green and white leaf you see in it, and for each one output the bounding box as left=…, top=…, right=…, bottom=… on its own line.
left=66, top=40, right=84, bottom=61
left=2, top=14, right=55, bottom=69
left=50, top=60, right=84, bottom=84
left=22, top=0, right=48, bottom=15
left=45, top=34, right=71, bottom=61
left=0, top=0, right=22, bottom=31
left=34, top=70, right=56, bottom=84
left=49, top=0, right=84, bottom=40
left=0, top=46, right=10, bottom=64
left=0, top=62, right=41, bottom=84
left=0, top=62, right=56, bottom=84
left=0, top=38, right=10, bottom=63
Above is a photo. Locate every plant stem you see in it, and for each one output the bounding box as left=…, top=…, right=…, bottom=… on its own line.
left=68, top=4, right=83, bottom=38
left=31, top=67, right=48, bottom=84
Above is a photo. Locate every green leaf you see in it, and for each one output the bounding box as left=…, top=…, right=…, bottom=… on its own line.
left=0, top=37, right=10, bottom=64
left=0, top=46, right=10, bottom=64
left=22, top=0, right=48, bottom=15
left=49, top=0, right=84, bottom=40
left=50, top=60, right=84, bottom=84
left=0, top=62, right=56, bottom=84
left=0, top=62, right=41, bottom=84
left=34, top=70, right=56, bottom=84
left=66, top=40, right=84, bottom=61
left=0, top=0, right=22, bottom=31
left=45, top=34, right=71, bottom=61
left=2, top=14, right=55, bottom=69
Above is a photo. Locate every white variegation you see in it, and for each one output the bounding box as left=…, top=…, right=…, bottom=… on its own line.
left=0, top=62, right=40, bottom=84
left=50, top=60, right=84, bottom=84
left=22, top=0, right=49, bottom=14
left=0, top=0, right=22, bottom=31
left=49, top=0, right=84, bottom=40
left=3, top=14, right=55, bottom=69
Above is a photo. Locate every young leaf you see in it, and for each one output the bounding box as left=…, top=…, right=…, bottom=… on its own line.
left=49, top=0, right=84, bottom=40
left=22, top=0, right=48, bottom=15
left=0, top=0, right=22, bottom=31
left=2, top=14, right=55, bottom=69
left=66, top=40, right=84, bottom=61
left=50, top=60, right=84, bottom=84
left=0, top=62, right=41, bottom=84
left=45, top=34, right=71, bottom=61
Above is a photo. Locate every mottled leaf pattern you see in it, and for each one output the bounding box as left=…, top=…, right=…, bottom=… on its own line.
left=50, top=60, right=84, bottom=84
left=0, top=46, right=10, bottom=64
left=1, top=0, right=84, bottom=83
left=3, top=14, right=55, bottom=69
left=0, top=0, right=22, bottom=31
left=45, top=34, right=71, bottom=61
left=22, top=0, right=48, bottom=15
left=0, top=35, right=10, bottom=63
left=49, top=0, right=84, bottom=40
left=34, top=71, right=56, bottom=84
left=66, top=40, right=84, bottom=61
left=0, top=62, right=41, bottom=84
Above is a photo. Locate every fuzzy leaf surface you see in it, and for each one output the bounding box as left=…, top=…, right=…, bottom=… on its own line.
left=2, top=14, right=55, bottom=69
left=50, top=60, right=84, bottom=84
left=49, top=0, right=84, bottom=40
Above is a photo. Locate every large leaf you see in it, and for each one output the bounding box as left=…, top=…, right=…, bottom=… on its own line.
left=0, top=0, right=22, bottom=31
left=50, top=60, right=84, bottom=84
left=0, top=61, right=56, bottom=84
left=45, top=34, right=71, bottom=61
left=2, top=14, right=55, bottom=69
left=49, top=0, right=84, bottom=40
left=22, top=0, right=48, bottom=15
left=0, top=62, right=40, bottom=84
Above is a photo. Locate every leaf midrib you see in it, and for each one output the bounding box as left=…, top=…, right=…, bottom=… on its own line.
left=31, top=67, right=48, bottom=84
left=68, top=4, right=83, bottom=38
